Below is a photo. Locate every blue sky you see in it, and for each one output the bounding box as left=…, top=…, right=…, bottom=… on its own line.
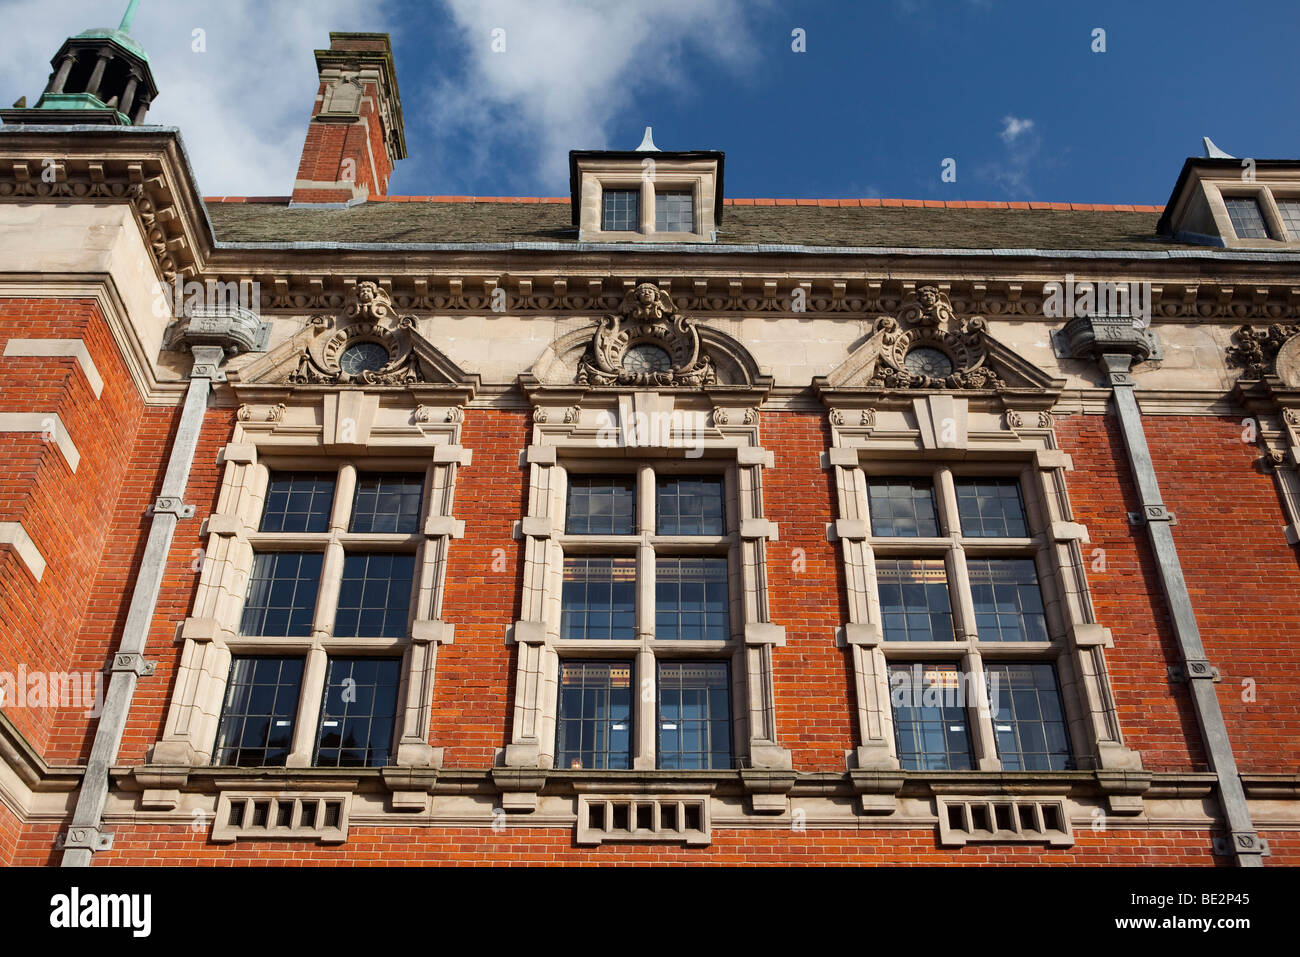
left=4, top=1, right=1298, bottom=203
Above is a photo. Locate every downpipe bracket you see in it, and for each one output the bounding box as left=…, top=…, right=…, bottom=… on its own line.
left=1213, top=832, right=1269, bottom=858
left=58, top=827, right=114, bottom=852
left=109, top=653, right=156, bottom=677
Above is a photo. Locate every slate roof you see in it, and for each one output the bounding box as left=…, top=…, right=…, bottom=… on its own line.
left=204, top=197, right=1179, bottom=251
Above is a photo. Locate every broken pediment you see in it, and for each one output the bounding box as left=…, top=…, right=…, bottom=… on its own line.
left=818, top=285, right=1063, bottom=396
left=233, top=281, right=478, bottom=391
left=529, top=282, right=769, bottom=390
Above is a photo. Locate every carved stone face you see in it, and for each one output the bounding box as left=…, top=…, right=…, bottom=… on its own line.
left=636, top=284, right=657, bottom=305
left=918, top=286, right=939, bottom=309
left=357, top=282, right=378, bottom=303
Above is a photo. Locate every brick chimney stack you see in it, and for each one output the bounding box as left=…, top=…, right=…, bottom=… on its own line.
left=291, top=33, right=406, bottom=205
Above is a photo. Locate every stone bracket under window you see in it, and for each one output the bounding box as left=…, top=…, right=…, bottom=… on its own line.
left=935, top=796, right=1074, bottom=847
left=211, top=790, right=352, bottom=844
left=575, top=793, right=711, bottom=846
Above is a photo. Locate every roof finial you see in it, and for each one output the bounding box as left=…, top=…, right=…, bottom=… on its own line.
left=636, top=126, right=659, bottom=152
left=119, top=0, right=140, bottom=34
left=1201, top=136, right=1235, bottom=159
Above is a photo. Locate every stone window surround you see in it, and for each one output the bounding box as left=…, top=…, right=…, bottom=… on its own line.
left=849, top=457, right=1076, bottom=770
left=551, top=458, right=743, bottom=772
left=1207, top=181, right=1300, bottom=248
left=574, top=156, right=718, bottom=243
left=825, top=395, right=1144, bottom=813
left=151, top=397, right=468, bottom=775
left=503, top=394, right=790, bottom=807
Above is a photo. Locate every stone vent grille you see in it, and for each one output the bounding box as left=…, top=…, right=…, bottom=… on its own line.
left=211, top=792, right=351, bottom=844
left=936, top=796, right=1074, bottom=847
left=576, top=794, right=711, bottom=846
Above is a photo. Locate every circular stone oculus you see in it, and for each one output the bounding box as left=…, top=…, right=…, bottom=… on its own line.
left=339, top=341, right=391, bottom=375
left=622, top=344, right=673, bottom=374
left=903, top=346, right=954, bottom=378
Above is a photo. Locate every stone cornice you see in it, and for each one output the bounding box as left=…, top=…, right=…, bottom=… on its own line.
left=5, top=129, right=1300, bottom=327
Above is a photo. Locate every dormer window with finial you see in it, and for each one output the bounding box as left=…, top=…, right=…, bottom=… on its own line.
left=570, top=128, right=722, bottom=243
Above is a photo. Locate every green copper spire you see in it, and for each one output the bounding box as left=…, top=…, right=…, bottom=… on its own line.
left=119, top=0, right=140, bottom=34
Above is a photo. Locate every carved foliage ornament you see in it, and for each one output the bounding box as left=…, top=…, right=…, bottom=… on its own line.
left=290, top=282, right=425, bottom=386
left=1227, top=323, right=1300, bottom=381
left=576, top=283, right=717, bottom=387
left=869, top=286, right=1004, bottom=390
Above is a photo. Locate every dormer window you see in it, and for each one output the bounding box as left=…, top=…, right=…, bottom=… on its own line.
left=602, top=189, right=640, bottom=232
left=655, top=190, right=695, bottom=232
left=1277, top=198, right=1300, bottom=238
left=1224, top=196, right=1271, bottom=239
left=571, top=135, right=723, bottom=243
left=1158, top=153, right=1300, bottom=247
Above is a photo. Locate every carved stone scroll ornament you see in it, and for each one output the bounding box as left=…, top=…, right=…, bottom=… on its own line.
left=868, top=285, right=1005, bottom=390
left=289, top=281, right=425, bottom=385
left=576, top=282, right=717, bottom=387
left=1227, top=323, right=1300, bottom=381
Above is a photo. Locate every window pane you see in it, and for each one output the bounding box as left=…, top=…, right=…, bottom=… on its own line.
left=658, top=662, right=730, bottom=769
left=1225, top=197, right=1271, bottom=239
left=240, top=552, right=322, bottom=637
left=214, top=657, right=304, bottom=766
left=889, top=663, right=973, bottom=770
left=555, top=661, right=632, bottom=769
left=1278, top=199, right=1300, bottom=239
left=602, top=189, right=639, bottom=231
left=876, top=559, right=953, bottom=642
left=335, top=553, right=414, bottom=637
left=968, top=558, right=1049, bottom=642
left=656, top=476, right=724, bottom=535
left=655, top=558, right=729, bottom=640
left=566, top=475, right=636, bottom=535
left=314, top=657, right=401, bottom=767
left=868, top=478, right=939, bottom=537
left=955, top=478, right=1028, bottom=537
left=350, top=474, right=423, bottom=534
left=986, top=663, right=1073, bottom=770
left=655, top=190, right=694, bottom=232
left=260, top=472, right=335, bottom=533
left=561, top=557, right=636, bottom=640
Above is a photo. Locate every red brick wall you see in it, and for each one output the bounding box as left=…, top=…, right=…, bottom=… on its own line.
left=765, top=412, right=856, bottom=769
left=0, top=298, right=144, bottom=756
left=432, top=410, right=529, bottom=767
left=1055, top=413, right=1207, bottom=771
left=0, top=798, right=19, bottom=866
left=292, top=79, right=394, bottom=202
left=11, top=821, right=1255, bottom=866
left=1145, top=415, right=1300, bottom=773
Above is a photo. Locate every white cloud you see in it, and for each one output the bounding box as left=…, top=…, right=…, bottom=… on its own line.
left=0, top=0, right=395, bottom=196
left=980, top=115, right=1042, bottom=197
left=427, top=0, right=760, bottom=191
left=999, top=115, right=1034, bottom=144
